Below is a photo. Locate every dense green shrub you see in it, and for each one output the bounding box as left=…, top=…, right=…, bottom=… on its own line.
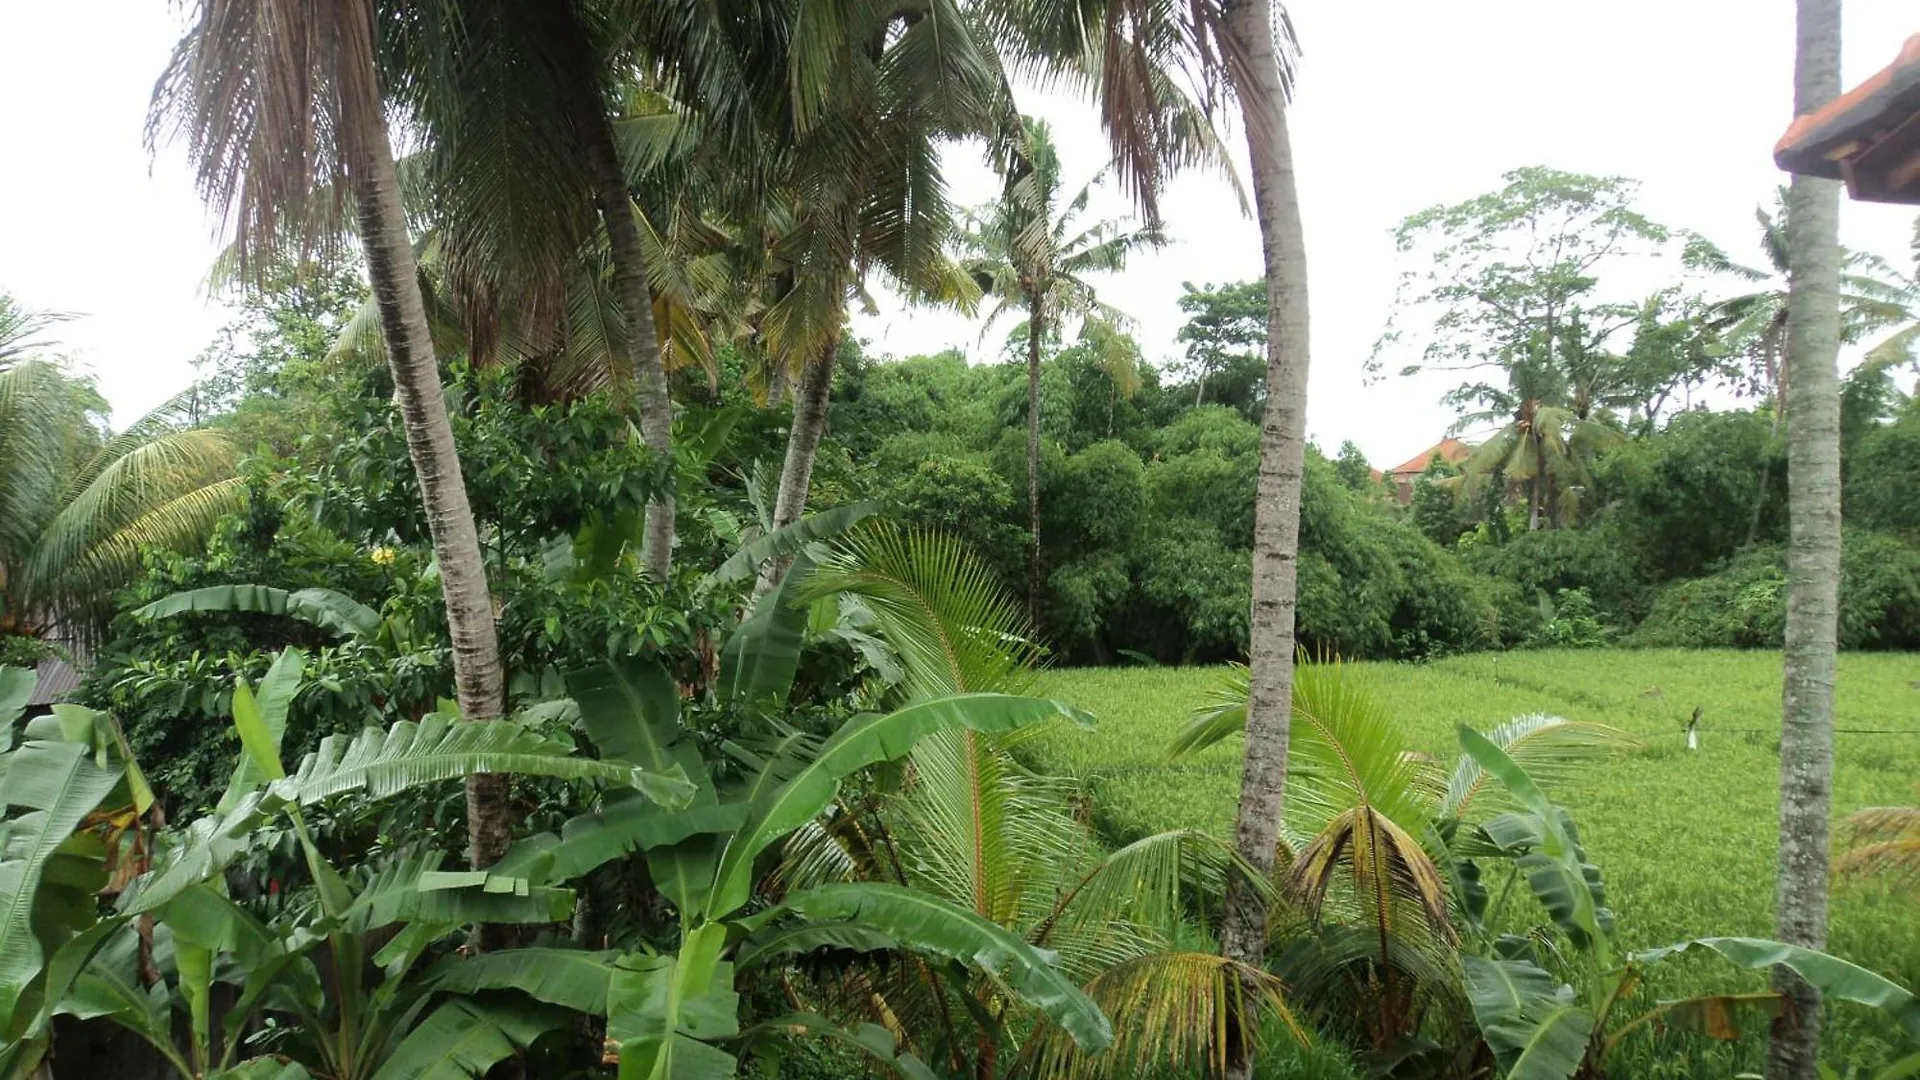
left=1633, top=529, right=1920, bottom=649
left=1597, top=408, right=1785, bottom=579
left=1459, top=521, right=1652, bottom=625
left=1848, top=414, right=1920, bottom=536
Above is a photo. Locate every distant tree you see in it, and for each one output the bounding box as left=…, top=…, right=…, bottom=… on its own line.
left=0, top=294, right=69, bottom=369
left=1332, top=440, right=1373, bottom=491
left=1380, top=168, right=1673, bottom=529
left=962, top=117, right=1160, bottom=620
left=0, top=362, right=238, bottom=639
left=1174, top=280, right=1266, bottom=409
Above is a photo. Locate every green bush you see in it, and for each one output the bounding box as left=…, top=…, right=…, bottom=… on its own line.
left=1460, top=522, right=1652, bottom=624
left=1633, top=530, right=1920, bottom=649
left=1848, top=414, right=1920, bottom=537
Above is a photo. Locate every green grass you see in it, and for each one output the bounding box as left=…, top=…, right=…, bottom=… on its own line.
left=1029, top=649, right=1920, bottom=1075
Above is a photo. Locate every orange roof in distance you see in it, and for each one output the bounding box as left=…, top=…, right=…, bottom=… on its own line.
left=1386, top=437, right=1472, bottom=479
left=1775, top=34, right=1920, bottom=205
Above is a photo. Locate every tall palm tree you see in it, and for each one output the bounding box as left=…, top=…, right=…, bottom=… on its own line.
left=1772, top=1, right=1844, bottom=1077
left=973, top=13, right=1310, bottom=1067
left=732, top=0, right=998, bottom=587
left=151, top=0, right=513, bottom=870
left=960, top=117, right=1161, bottom=620
left=384, top=0, right=703, bottom=579
left=1689, top=190, right=1912, bottom=411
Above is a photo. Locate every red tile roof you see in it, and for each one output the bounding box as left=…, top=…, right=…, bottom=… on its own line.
left=1775, top=34, right=1920, bottom=205
left=1386, top=437, right=1471, bottom=478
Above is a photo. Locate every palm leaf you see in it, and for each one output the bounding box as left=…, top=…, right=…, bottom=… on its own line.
left=1441, top=715, right=1630, bottom=821
left=780, top=881, right=1113, bottom=1052
left=705, top=693, right=1091, bottom=920
left=802, top=524, right=1041, bottom=699
left=1025, top=952, right=1302, bottom=1080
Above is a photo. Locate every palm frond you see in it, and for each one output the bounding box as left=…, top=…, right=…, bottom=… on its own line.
left=1024, top=952, right=1303, bottom=1080
left=1441, top=715, right=1631, bottom=821
left=803, top=524, right=1041, bottom=699
left=1836, top=804, right=1920, bottom=883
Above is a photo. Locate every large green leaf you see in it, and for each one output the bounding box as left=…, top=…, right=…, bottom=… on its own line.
left=1460, top=726, right=1612, bottom=960
left=1463, top=955, right=1593, bottom=1080
left=345, top=854, right=575, bottom=931
left=569, top=658, right=699, bottom=783
left=704, top=501, right=879, bottom=587
left=369, top=998, right=566, bottom=1080
left=705, top=694, right=1091, bottom=919
left=225, top=649, right=304, bottom=803
left=718, top=549, right=816, bottom=710
left=1633, top=937, right=1920, bottom=1043
left=498, top=799, right=748, bottom=886
left=0, top=667, right=33, bottom=728
left=426, top=948, right=623, bottom=1015
left=733, top=922, right=897, bottom=970
left=131, top=585, right=383, bottom=639
left=782, top=883, right=1113, bottom=1052
left=272, top=716, right=694, bottom=807
left=609, top=925, right=740, bottom=1080
left=0, top=739, right=123, bottom=1032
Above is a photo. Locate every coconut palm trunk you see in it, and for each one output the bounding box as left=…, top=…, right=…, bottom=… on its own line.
left=335, top=14, right=510, bottom=871
left=772, top=334, right=841, bottom=533
left=1216, top=4, right=1313, bottom=1076
left=1770, top=1, right=1844, bottom=1077
left=1026, top=298, right=1045, bottom=624
left=563, top=50, right=677, bottom=581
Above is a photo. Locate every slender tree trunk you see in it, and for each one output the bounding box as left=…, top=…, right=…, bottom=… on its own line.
left=753, top=334, right=839, bottom=597
left=1770, top=2, right=1843, bottom=1077
left=1027, top=300, right=1044, bottom=626
left=553, top=4, right=676, bottom=580
left=1217, top=4, right=1313, bottom=1078
left=336, top=14, right=509, bottom=872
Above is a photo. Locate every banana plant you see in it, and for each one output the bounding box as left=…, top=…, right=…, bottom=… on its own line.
left=1456, top=729, right=1920, bottom=1079
left=0, top=665, right=153, bottom=1079
left=54, top=646, right=696, bottom=1080
left=486, top=649, right=1112, bottom=1079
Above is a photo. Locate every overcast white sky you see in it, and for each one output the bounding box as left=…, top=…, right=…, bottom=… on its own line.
left=2, top=3, right=1915, bottom=469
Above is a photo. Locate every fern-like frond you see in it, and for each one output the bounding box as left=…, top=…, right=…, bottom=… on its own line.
left=804, top=524, right=1041, bottom=699
left=1441, top=714, right=1631, bottom=821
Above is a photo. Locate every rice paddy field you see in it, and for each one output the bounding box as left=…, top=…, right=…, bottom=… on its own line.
left=1029, top=649, right=1920, bottom=1076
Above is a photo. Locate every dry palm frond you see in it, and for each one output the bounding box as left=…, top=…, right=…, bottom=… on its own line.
left=1835, top=804, right=1920, bottom=885
left=1025, top=952, right=1303, bottom=1080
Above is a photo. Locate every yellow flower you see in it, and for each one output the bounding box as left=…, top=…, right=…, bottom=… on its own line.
left=369, top=546, right=396, bottom=567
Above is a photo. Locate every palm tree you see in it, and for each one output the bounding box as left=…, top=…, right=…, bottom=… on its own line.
left=1689, top=191, right=1912, bottom=412
left=783, top=526, right=1297, bottom=1078
left=727, top=1, right=998, bottom=590
left=0, top=295, right=68, bottom=370
left=382, top=0, right=712, bottom=579
left=1772, top=1, right=1845, bottom=1077
left=0, top=363, right=239, bottom=641
left=960, top=117, right=1161, bottom=620
left=973, top=12, right=1312, bottom=1063
left=151, top=0, right=512, bottom=871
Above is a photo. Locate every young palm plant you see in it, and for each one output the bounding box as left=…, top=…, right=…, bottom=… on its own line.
left=774, top=526, right=1300, bottom=1079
